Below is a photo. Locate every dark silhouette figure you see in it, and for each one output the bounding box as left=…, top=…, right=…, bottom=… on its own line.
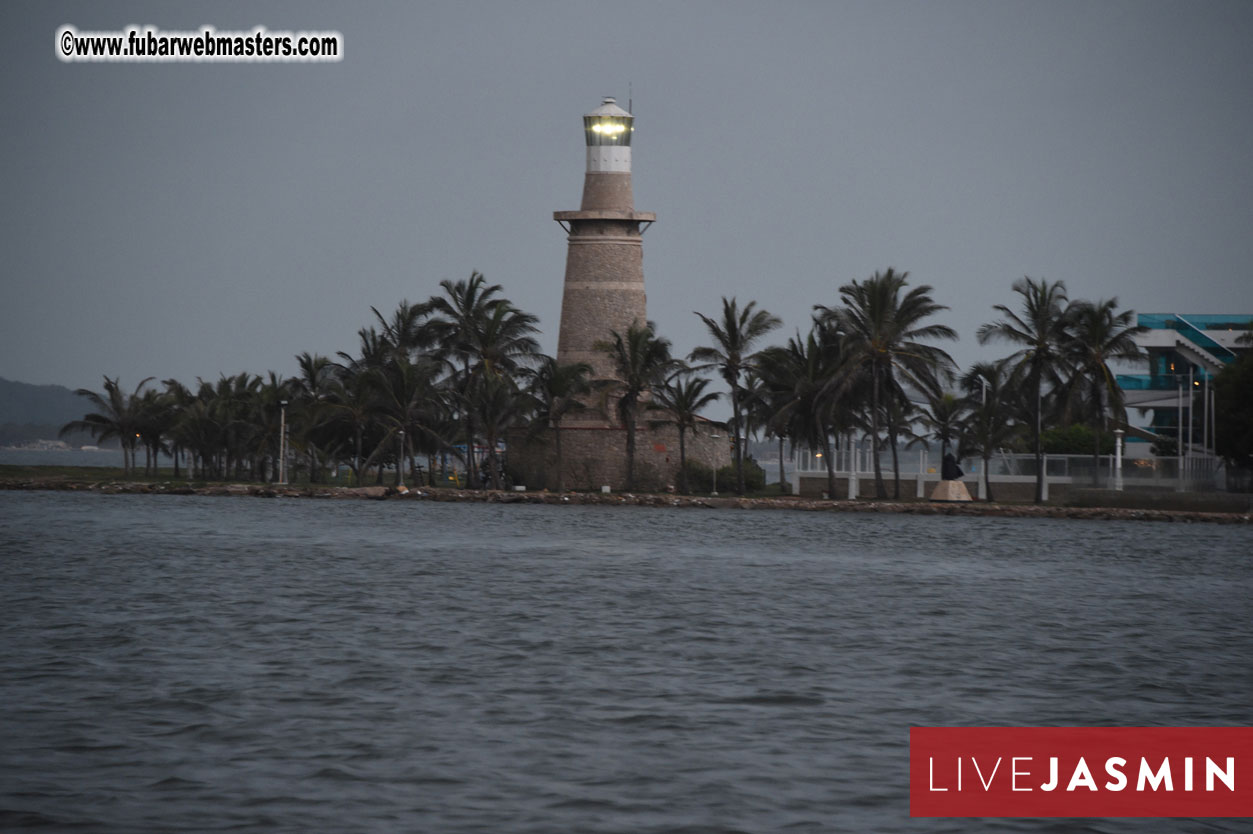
left=941, top=453, right=964, bottom=481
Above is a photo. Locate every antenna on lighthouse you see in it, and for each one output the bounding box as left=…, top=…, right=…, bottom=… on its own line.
left=628, top=82, right=632, bottom=115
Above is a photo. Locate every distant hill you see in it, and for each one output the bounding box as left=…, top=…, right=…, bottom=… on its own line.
left=0, top=377, right=90, bottom=425
left=0, top=378, right=106, bottom=445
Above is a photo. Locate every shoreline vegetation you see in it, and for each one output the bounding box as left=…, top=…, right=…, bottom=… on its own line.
left=52, top=272, right=1253, bottom=505
left=3, top=467, right=1248, bottom=525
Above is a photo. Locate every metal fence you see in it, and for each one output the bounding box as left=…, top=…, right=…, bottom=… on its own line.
left=793, top=444, right=1227, bottom=494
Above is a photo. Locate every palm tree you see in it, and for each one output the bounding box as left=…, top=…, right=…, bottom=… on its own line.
left=162, top=378, right=194, bottom=477
left=1213, top=350, right=1253, bottom=472
left=525, top=356, right=592, bottom=492
left=252, top=372, right=293, bottom=483
left=756, top=323, right=853, bottom=500
left=428, top=272, right=500, bottom=487
left=977, top=277, right=1071, bottom=503
left=468, top=301, right=541, bottom=378
left=372, top=299, right=439, bottom=356
left=916, top=391, right=967, bottom=462
left=595, top=321, right=680, bottom=491
left=960, top=360, right=1019, bottom=502
left=882, top=393, right=921, bottom=497
left=1059, top=298, right=1147, bottom=485
left=134, top=387, right=174, bottom=476
left=649, top=371, right=720, bottom=494
left=363, top=354, right=447, bottom=486
left=742, top=369, right=788, bottom=492
left=325, top=367, right=377, bottom=481
left=205, top=373, right=262, bottom=480
left=471, top=372, right=532, bottom=490
left=170, top=396, right=221, bottom=480
left=60, top=376, right=153, bottom=475
left=338, top=327, right=394, bottom=373
left=428, top=272, right=539, bottom=487
left=851, top=384, right=923, bottom=500
left=817, top=269, right=957, bottom=498
left=691, top=297, right=781, bottom=495
left=291, top=353, right=336, bottom=482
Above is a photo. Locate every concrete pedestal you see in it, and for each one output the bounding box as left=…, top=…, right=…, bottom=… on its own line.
left=930, top=479, right=973, bottom=503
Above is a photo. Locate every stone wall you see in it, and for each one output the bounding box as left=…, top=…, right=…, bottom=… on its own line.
left=555, top=225, right=647, bottom=381
left=509, top=422, right=731, bottom=493
left=580, top=171, right=633, bottom=211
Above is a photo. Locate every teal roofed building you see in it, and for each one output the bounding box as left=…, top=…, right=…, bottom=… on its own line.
left=1117, top=313, right=1252, bottom=456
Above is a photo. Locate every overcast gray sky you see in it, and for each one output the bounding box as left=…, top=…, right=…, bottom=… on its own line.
left=3, top=0, right=1251, bottom=403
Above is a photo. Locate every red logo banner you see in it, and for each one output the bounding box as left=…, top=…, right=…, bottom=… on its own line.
left=910, top=727, right=1253, bottom=817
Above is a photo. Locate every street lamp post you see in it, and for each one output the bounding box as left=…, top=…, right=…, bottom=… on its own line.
left=1187, top=367, right=1194, bottom=460
left=1210, top=387, right=1216, bottom=460
left=1113, top=428, right=1124, bottom=492
left=398, top=429, right=406, bottom=489
left=1202, top=374, right=1209, bottom=454
left=1176, top=382, right=1184, bottom=492
left=278, top=400, right=288, bottom=485
left=1036, top=383, right=1043, bottom=503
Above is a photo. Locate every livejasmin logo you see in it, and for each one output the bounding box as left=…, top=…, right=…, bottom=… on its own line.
left=928, top=752, right=1234, bottom=793
left=910, top=727, right=1253, bottom=818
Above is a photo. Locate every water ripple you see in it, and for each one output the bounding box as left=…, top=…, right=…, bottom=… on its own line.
left=1, top=492, right=1250, bottom=832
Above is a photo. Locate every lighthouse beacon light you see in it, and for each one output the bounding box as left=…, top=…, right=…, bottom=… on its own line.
left=583, top=97, right=633, bottom=173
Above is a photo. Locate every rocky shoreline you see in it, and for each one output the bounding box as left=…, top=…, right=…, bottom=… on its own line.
left=3, top=478, right=1250, bottom=525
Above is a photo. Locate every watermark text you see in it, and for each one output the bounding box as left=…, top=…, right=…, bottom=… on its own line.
left=57, top=25, right=343, bottom=62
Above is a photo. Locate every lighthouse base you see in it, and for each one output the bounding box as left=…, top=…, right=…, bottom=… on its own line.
left=507, top=423, right=731, bottom=493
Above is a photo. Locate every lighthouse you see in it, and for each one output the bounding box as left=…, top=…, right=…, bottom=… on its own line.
left=508, top=98, right=730, bottom=492
left=553, top=97, right=655, bottom=383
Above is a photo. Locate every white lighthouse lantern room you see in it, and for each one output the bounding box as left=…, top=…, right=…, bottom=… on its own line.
left=583, top=97, right=633, bottom=173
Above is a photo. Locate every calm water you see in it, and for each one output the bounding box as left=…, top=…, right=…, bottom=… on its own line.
left=0, top=448, right=128, bottom=468
left=1, top=492, right=1250, bottom=833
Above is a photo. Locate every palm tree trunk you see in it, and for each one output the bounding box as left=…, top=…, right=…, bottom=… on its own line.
left=1093, top=380, right=1107, bottom=488
left=777, top=437, right=785, bottom=494
left=732, top=389, right=745, bottom=495
left=820, top=432, right=837, bottom=499
left=485, top=434, right=501, bottom=490
left=871, top=369, right=886, bottom=497
left=354, top=424, right=363, bottom=479
left=1032, top=368, right=1044, bottom=504
left=983, top=452, right=993, bottom=501
left=889, top=426, right=901, bottom=500
left=463, top=362, right=479, bottom=489
left=464, top=411, right=479, bottom=488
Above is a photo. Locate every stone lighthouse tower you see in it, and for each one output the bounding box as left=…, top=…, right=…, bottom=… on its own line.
left=508, top=98, right=730, bottom=491
left=554, top=97, right=655, bottom=382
